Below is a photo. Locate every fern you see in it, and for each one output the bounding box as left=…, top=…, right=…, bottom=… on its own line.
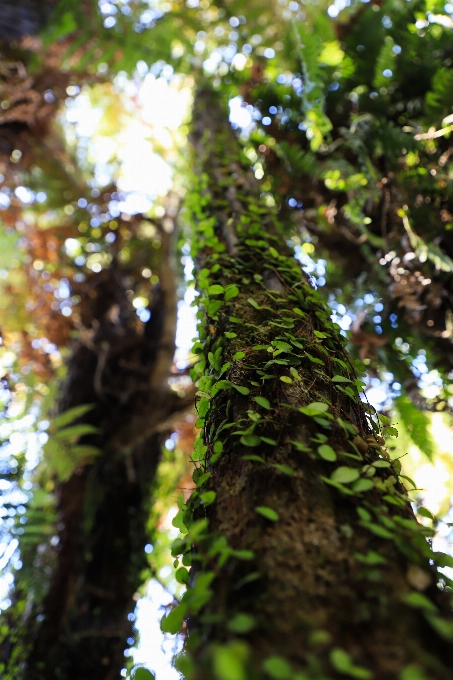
left=43, top=404, right=101, bottom=482
left=293, top=22, right=332, bottom=150
left=277, top=141, right=320, bottom=177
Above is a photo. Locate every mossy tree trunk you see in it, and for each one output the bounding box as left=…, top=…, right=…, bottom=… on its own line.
left=166, top=86, right=453, bottom=680
left=3, top=238, right=184, bottom=680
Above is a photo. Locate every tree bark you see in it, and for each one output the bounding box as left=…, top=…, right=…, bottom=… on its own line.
left=168, top=85, right=453, bottom=680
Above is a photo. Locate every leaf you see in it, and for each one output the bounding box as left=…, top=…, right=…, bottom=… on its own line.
left=291, top=441, right=311, bottom=452
left=247, top=298, right=260, bottom=309
left=195, top=471, right=211, bottom=486
left=313, top=330, right=329, bottom=339
left=402, top=592, right=438, bottom=613
left=318, top=40, right=345, bottom=67
left=305, top=353, right=325, bottom=365
left=225, top=332, right=237, bottom=338
left=261, top=437, right=277, bottom=445
left=372, top=460, right=390, bottom=468
left=212, top=641, right=249, bottom=680
left=228, top=550, right=254, bottom=563
left=293, top=308, right=306, bottom=317
left=272, top=464, right=294, bottom=476
left=433, top=552, right=453, bottom=569
left=352, top=478, right=374, bottom=493
left=175, top=567, right=190, bottom=585
left=317, top=444, right=337, bottom=461
left=262, top=655, right=292, bottom=679
left=331, top=467, right=360, bottom=484
left=418, top=507, right=434, bottom=520
left=299, top=401, right=329, bottom=416
left=227, top=614, right=256, bottom=634
left=254, top=396, right=270, bottom=410
left=242, top=454, right=266, bottom=464
left=330, top=648, right=372, bottom=679
left=399, top=474, right=417, bottom=488
left=394, top=396, right=435, bottom=460
left=161, top=604, right=186, bottom=634
left=234, top=385, right=250, bottom=395
left=200, top=491, right=216, bottom=506
left=213, top=441, right=223, bottom=454
left=225, top=285, right=239, bottom=301
left=52, top=403, right=95, bottom=430
left=240, top=435, right=261, bottom=447
left=255, top=506, right=280, bottom=521
left=280, top=376, right=293, bottom=384
left=54, top=424, right=99, bottom=441
left=133, top=668, right=156, bottom=680
left=331, top=375, right=352, bottom=383
left=233, top=352, right=246, bottom=360
left=208, top=284, right=224, bottom=295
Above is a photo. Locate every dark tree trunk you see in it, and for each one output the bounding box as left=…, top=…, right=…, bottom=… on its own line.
left=6, top=235, right=184, bottom=680
left=168, top=86, right=453, bottom=680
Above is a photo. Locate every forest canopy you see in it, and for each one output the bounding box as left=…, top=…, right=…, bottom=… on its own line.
left=0, top=0, right=453, bottom=679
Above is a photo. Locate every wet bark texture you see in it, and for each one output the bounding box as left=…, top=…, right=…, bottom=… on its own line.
left=17, top=245, right=182, bottom=680
left=186, top=87, right=453, bottom=679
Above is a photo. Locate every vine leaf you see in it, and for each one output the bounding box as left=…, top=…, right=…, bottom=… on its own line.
left=300, top=402, right=328, bottom=416
left=331, top=467, right=360, bottom=484
left=254, top=396, right=270, bottom=410
left=255, top=506, right=280, bottom=521
left=272, top=464, right=294, bottom=476
left=208, top=284, right=224, bottom=295
left=318, top=444, right=336, bottom=461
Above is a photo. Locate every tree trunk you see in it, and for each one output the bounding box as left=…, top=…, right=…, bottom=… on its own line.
left=167, top=85, right=453, bottom=680
left=3, top=231, right=184, bottom=680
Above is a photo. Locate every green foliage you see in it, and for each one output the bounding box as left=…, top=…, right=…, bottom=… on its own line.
left=394, top=396, right=436, bottom=460
left=43, top=405, right=100, bottom=482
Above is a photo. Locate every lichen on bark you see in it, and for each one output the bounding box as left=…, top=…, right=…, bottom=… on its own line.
left=166, top=85, right=453, bottom=680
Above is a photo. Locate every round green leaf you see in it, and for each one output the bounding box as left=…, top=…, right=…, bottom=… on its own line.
left=175, top=567, right=190, bottom=585
left=352, top=478, right=374, bottom=493
left=160, top=604, right=186, bottom=634
left=262, top=655, right=292, bottom=679
left=234, top=385, right=250, bottom=395
left=331, top=467, right=360, bottom=484
left=200, top=491, right=216, bottom=505
left=256, top=506, right=279, bottom=522
left=208, top=284, right=225, bottom=295
left=234, top=351, right=246, bottom=360
left=227, top=613, right=256, bottom=634
left=280, top=376, right=293, bottom=384
left=225, top=285, right=239, bottom=301
left=300, top=402, right=329, bottom=416
left=240, top=434, right=261, bottom=447
left=254, top=396, right=270, bottom=410
left=133, top=668, right=156, bottom=680
left=318, top=444, right=337, bottom=461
